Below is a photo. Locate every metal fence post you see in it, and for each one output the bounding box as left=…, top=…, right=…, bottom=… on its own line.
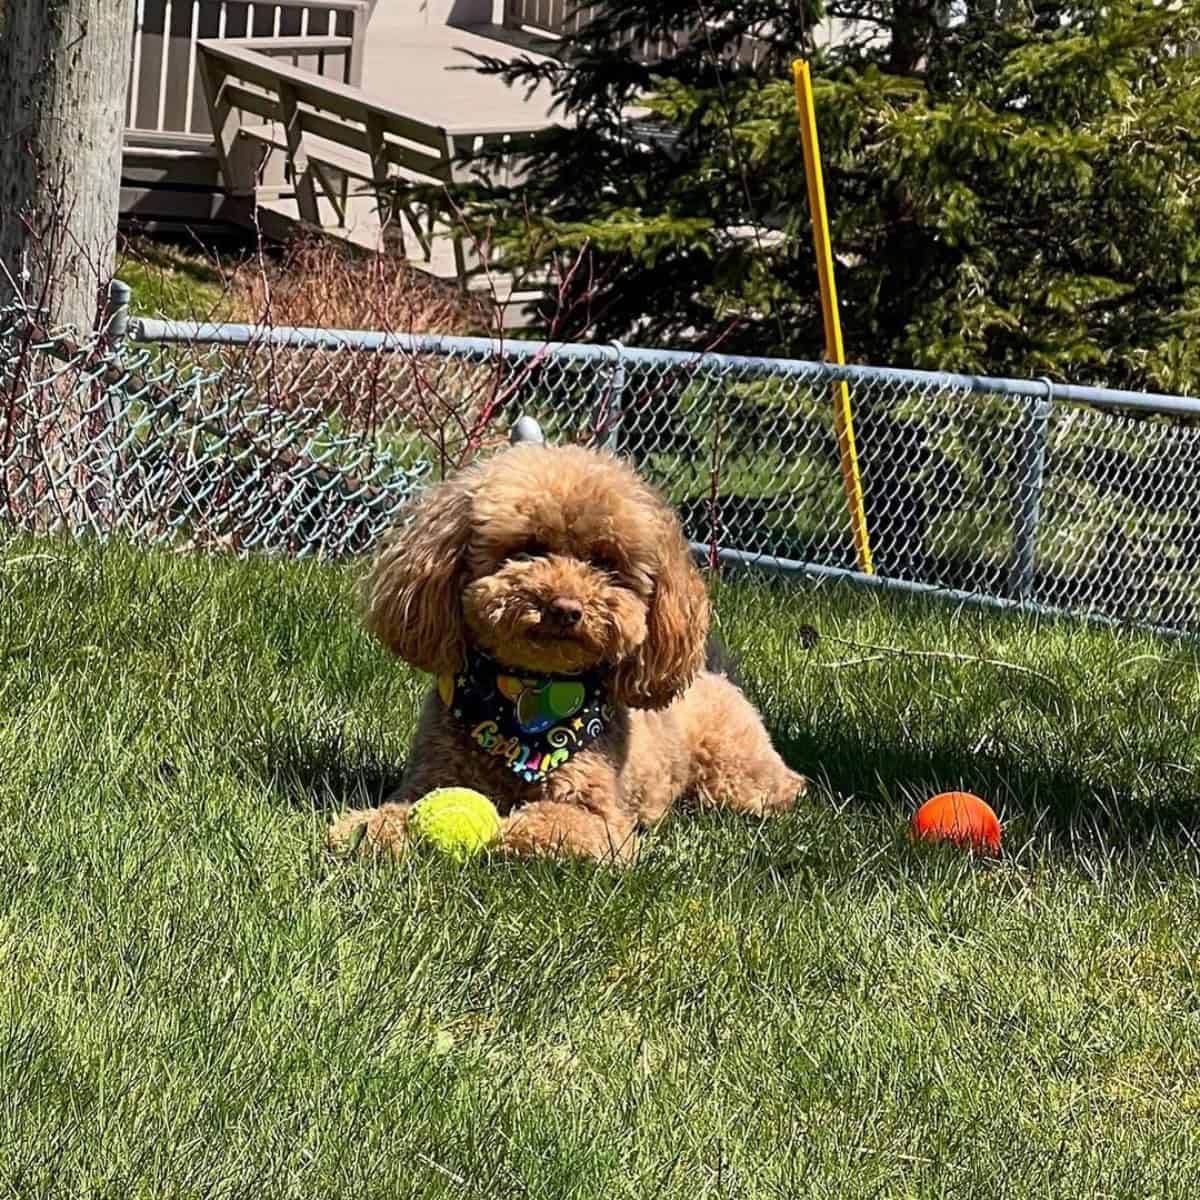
left=602, top=340, right=625, bottom=454
left=97, top=280, right=133, bottom=524
left=510, top=415, right=544, bottom=445
left=1010, top=378, right=1054, bottom=600
left=105, top=279, right=131, bottom=339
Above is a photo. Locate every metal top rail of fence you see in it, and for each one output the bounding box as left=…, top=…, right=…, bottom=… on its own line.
left=130, top=315, right=1200, bottom=418
left=5, top=289, right=1200, bottom=638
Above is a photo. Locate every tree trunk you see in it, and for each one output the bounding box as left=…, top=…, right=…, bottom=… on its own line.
left=0, top=0, right=134, bottom=335
left=0, top=0, right=134, bottom=534
left=888, top=0, right=938, bottom=76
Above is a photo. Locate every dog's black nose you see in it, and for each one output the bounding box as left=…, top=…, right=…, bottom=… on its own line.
left=547, top=597, right=583, bottom=628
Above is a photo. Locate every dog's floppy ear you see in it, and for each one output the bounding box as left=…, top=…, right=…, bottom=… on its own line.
left=610, top=509, right=709, bottom=710
left=362, top=474, right=473, bottom=674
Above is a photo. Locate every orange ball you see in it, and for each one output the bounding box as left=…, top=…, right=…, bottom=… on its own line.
left=912, top=791, right=1001, bottom=854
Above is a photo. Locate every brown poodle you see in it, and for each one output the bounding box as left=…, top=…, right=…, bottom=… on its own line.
left=328, top=443, right=806, bottom=863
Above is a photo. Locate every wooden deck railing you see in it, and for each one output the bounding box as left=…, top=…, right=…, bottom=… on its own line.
left=502, top=0, right=682, bottom=61
left=500, top=0, right=778, bottom=65
left=128, top=0, right=369, bottom=140
left=197, top=37, right=546, bottom=283
left=503, top=0, right=599, bottom=36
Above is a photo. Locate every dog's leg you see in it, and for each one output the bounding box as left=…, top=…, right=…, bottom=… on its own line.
left=683, top=673, right=808, bottom=816
left=501, top=800, right=638, bottom=864
left=497, top=752, right=638, bottom=863
left=326, top=802, right=412, bottom=856
left=324, top=745, right=466, bottom=857
left=326, top=696, right=468, bottom=858
left=328, top=795, right=636, bottom=864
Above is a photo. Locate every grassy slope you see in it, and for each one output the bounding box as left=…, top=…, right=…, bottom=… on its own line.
left=117, top=238, right=242, bottom=323
left=2, top=538, right=1200, bottom=1197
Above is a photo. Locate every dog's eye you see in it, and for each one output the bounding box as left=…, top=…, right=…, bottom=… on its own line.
left=508, top=540, right=548, bottom=563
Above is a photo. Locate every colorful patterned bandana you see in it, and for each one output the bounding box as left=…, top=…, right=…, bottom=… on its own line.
left=439, top=648, right=614, bottom=785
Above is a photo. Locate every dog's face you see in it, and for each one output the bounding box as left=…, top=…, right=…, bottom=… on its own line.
left=364, top=444, right=709, bottom=709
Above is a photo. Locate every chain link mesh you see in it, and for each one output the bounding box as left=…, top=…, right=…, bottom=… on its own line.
left=0, top=309, right=432, bottom=558
left=4, top=305, right=1200, bottom=634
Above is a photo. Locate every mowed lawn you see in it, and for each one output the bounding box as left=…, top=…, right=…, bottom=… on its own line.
left=3, top=537, right=1200, bottom=1198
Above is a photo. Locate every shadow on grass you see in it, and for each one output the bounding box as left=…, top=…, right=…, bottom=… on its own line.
left=766, top=719, right=1200, bottom=858
left=255, top=708, right=1200, bottom=858
left=260, top=734, right=407, bottom=815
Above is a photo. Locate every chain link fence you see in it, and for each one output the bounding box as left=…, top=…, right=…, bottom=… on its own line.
left=0, top=302, right=429, bottom=558
left=4, top=289, right=1200, bottom=634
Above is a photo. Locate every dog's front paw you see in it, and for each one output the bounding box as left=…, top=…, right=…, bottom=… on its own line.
left=501, top=801, right=638, bottom=865
left=763, top=769, right=809, bottom=815
left=326, top=804, right=411, bottom=857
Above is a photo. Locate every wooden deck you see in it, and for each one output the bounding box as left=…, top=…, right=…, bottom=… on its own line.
left=121, top=1, right=559, bottom=321
left=250, top=13, right=560, bottom=262
left=119, top=0, right=858, bottom=318
left=357, top=21, right=558, bottom=131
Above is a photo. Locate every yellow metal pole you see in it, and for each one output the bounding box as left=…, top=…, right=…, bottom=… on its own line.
left=792, top=59, right=874, bottom=575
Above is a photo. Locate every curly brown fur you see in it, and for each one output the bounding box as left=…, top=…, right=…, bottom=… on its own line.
left=329, top=444, right=806, bottom=864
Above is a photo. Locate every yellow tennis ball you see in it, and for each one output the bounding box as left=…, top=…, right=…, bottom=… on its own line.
left=409, top=788, right=502, bottom=863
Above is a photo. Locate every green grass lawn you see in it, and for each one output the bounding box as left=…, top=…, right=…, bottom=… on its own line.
left=3, top=537, right=1200, bottom=1197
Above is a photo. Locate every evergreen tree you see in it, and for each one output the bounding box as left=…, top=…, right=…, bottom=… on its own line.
left=471, top=0, right=1200, bottom=394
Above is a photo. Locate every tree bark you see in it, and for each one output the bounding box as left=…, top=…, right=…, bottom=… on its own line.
left=0, top=0, right=134, bottom=334
left=1, top=0, right=134, bottom=533
left=887, top=0, right=947, bottom=76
